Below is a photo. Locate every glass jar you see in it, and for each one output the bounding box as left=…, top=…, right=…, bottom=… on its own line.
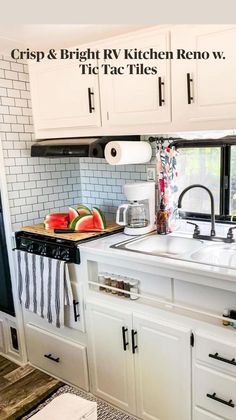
left=111, top=276, right=119, bottom=294
left=129, top=279, right=139, bottom=300
left=123, top=278, right=130, bottom=298
left=104, top=273, right=111, bottom=293
left=98, top=272, right=106, bottom=291
left=117, top=276, right=124, bottom=296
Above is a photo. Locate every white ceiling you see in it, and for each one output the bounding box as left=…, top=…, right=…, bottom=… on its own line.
left=0, top=24, right=148, bottom=55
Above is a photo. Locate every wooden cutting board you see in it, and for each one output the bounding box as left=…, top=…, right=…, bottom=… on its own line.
left=21, top=223, right=123, bottom=242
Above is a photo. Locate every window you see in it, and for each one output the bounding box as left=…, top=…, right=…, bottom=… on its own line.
left=175, top=138, right=236, bottom=223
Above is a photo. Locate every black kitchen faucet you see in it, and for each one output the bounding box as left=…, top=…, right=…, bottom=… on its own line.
left=178, top=184, right=236, bottom=243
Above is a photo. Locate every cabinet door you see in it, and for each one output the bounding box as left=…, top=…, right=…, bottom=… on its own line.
left=100, top=29, right=171, bottom=128
left=133, top=314, right=191, bottom=420
left=87, top=303, right=136, bottom=414
left=29, top=58, right=101, bottom=133
left=172, top=25, right=236, bottom=131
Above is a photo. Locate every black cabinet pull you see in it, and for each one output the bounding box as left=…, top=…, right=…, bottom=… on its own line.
left=122, top=326, right=129, bottom=351
left=44, top=353, right=60, bottom=363
left=131, top=329, right=138, bottom=354
left=73, top=299, right=80, bottom=322
left=88, top=88, right=95, bottom=113
left=209, top=352, right=236, bottom=366
left=206, top=392, right=235, bottom=408
left=186, top=73, right=193, bottom=104
left=158, top=77, right=165, bottom=107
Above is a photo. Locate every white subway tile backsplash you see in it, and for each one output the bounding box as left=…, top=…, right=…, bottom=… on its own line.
left=0, top=78, right=13, bottom=88
left=7, top=89, right=21, bottom=98
left=1, top=57, right=83, bottom=231
left=1, top=57, right=155, bottom=229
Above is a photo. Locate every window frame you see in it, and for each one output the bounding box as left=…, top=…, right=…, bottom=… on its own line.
left=174, top=137, right=236, bottom=224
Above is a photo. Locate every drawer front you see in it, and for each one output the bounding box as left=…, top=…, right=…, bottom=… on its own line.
left=64, top=281, right=85, bottom=332
left=26, top=324, right=89, bottom=390
left=195, top=332, right=236, bottom=376
left=194, top=407, right=223, bottom=419
left=195, top=364, right=236, bottom=419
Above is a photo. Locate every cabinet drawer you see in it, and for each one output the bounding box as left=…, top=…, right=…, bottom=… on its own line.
left=195, top=364, right=236, bottom=419
left=195, top=332, right=236, bottom=376
left=194, top=407, right=223, bottom=419
left=26, top=324, right=89, bottom=390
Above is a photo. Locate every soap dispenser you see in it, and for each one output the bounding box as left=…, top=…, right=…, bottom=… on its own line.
left=156, top=197, right=169, bottom=235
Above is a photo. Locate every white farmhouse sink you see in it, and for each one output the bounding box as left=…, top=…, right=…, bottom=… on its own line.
left=112, top=234, right=204, bottom=258
left=112, top=233, right=236, bottom=269
left=190, top=243, right=236, bottom=269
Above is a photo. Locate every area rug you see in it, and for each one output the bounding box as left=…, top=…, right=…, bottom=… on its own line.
left=21, top=384, right=138, bottom=419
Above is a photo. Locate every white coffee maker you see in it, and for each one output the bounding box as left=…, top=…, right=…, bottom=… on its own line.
left=116, top=182, right=155, bottom=235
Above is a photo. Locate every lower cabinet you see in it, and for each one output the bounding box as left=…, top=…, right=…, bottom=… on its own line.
left=133, top=314, right=191, bottom=420
left=193, top=331, right=236, bottom=420
left=87, top=303, right=192, bottom=420
left=25, top=324, right=89, bottom=391
left=86, top=304, right=136, bottom=414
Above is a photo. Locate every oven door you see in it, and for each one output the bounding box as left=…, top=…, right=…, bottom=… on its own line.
left=64, top=264, right=85, bottom=332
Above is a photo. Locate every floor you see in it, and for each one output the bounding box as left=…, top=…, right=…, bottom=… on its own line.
left=23, top=384, right=137, bottom=420
left=0, top=355, right=62, bottom=419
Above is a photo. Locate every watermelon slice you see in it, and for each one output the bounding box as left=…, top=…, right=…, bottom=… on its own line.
left=69, top=207, right=79, bottom=222
left=69, top=216, right=81, bottom=230
left=73, top=214, right=95, bottom=231
left=45, top=213, right=69, bottom=221
left=92, top=207, right=106, bottom=229
left=77, top=204, right=92, bottom=216
left=44, top=221, right=68, bottom=230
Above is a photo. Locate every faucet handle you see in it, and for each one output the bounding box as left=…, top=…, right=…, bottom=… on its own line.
left=227, top=226, right=236, bottom=241
left=187, top=221, right=201, bottom=236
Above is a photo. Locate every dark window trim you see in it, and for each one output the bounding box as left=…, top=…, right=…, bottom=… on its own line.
left=175, top=138, right=236, bottom=224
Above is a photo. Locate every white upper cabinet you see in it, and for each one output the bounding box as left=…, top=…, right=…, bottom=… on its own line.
left=28, top=25, right=236, bottom=138
left=171, top=25, right=236, bottom=131
left=29, top=58, right=101, bottom=137
left=100, top=28, right=171, bottom=130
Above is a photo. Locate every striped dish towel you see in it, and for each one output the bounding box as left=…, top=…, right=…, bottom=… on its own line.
left=16, top=250, right=73, bottom=328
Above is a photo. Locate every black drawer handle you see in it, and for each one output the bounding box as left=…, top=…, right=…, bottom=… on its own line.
left=122, top=326, right=129, bottom=351
left=209, top=352, right=236, bottom=366
left=88, top=87, right=95, bottom=113
left=158, top=76, right=165, bottom=107
left=131, top=329, right=138, bottom=354
left=73, top=299, right=80, bottom=322
left=187, top=73, right=193, bottom=104
left=206, top=392, right=235, bottom=408
left=44, top=353, right=60, bottom=363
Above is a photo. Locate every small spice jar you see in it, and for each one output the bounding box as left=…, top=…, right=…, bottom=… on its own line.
left=98, top=272, right=106, bottom=291
left=123, top=278, right=130, bottom=298
left=111, top=275, right=119, bottom=294
left=129, top=279, right=139, bottom=300
left=222, top=308, right=230, bottom=326
left=117, top=276, right=124, bottom=296
left=104, top=273, right=112, bottom=293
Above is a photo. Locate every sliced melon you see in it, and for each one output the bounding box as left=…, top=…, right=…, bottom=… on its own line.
left=92, top=207, right=106, bottom=229
left=45, top=213, right=69, bottom=221
left=69, top=216, right=81, bottom=230
left=74, top=214, right=95, bottom=230
left=69, top=207, right=79, bottom=222
left=77, top=204, right=92, bottom=216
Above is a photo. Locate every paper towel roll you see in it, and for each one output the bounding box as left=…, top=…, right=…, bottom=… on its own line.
left=105, top=141, right=152, bottom=165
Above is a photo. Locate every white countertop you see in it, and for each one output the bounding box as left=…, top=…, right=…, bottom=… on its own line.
left=79, top=232, right=236, bottom=284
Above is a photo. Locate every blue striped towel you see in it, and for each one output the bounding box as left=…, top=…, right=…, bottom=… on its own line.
left=16, top=250, right=73, bottom=328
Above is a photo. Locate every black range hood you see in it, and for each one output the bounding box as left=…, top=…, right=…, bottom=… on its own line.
left=31, top=136, right=140, bottom=158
